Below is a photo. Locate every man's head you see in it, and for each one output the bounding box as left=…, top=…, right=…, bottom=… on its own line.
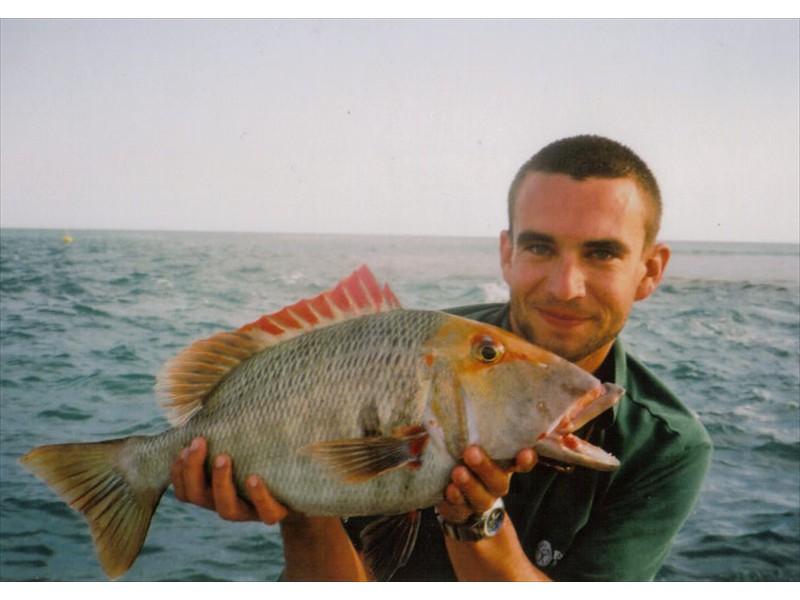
left=500, top=135, right=670, bottom=373
left=507, top=135, right=662, bottom=246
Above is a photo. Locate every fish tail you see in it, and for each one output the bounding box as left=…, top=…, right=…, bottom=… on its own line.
left=19, top=436, right=166, bottom=579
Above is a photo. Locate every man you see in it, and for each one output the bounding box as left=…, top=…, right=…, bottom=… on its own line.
left=170, top=135, right=712, bottom=581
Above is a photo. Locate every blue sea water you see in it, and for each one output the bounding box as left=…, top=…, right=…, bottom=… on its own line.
left=0, top=229, right=798, bottom=582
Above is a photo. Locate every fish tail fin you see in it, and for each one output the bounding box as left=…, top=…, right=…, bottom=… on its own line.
left=19, top=437, right=166, bottom=579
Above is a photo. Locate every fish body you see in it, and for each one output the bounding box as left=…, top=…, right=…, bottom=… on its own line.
left=20, top=266, right=623, bottom=580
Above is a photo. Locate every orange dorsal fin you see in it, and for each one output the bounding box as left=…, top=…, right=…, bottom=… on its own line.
left=156, top=265, right=401, bottom=426
left=239, top=264, right=401, bottom=336
left=156, top=328, right=273, bottom=426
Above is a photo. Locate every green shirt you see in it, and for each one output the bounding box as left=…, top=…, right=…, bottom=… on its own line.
left=344, top=303, right=712, bottom=581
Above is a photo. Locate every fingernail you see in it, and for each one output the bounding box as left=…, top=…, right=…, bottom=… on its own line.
left=453, top=467, right=469, bottom=484
left=464, top=446, right=481, bottom=465
left=215, top=455, right=227, bottom=469
left=190, top=438, right=201, bottom=451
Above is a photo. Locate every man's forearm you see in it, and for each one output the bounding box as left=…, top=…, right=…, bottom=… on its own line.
left=280, top=515, right=368, bottom=581
left=444, top=518, right=551, bottom=581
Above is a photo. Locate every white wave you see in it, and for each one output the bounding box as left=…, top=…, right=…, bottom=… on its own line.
left=481, top=281, right=509, bottom=303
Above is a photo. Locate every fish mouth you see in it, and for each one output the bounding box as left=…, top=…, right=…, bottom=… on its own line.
left=556, top=382, right=624, bottom=434
left=534, top=382, right=624, bottom=471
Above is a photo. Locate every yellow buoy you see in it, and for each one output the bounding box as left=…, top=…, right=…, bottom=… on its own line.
left=62, top=235, right=74, bottom=244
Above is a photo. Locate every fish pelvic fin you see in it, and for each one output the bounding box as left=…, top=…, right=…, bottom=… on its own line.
left=298, top=426, right=429, bottom=483
left=19, top=437, right=166, bottom=580
left=360, top=511, right=421, bottom=581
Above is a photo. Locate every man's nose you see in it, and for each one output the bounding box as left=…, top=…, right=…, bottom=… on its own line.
left=545, top=257, right=586, bottom=300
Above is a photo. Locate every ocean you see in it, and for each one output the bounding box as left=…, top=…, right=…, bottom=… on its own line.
left=0, top=229, right=798, bottom=582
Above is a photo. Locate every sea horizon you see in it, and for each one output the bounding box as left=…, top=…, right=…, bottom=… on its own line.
left=2, top=226, right=798, bottom=249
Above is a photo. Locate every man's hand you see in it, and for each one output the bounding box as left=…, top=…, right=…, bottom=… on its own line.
left=436, top=445, right=537, bottom=524
left=435, top=445, right=548, bottom=581
left=170, top=437, right=289, bottom=525
left=171, top=437, right=367, bottom=580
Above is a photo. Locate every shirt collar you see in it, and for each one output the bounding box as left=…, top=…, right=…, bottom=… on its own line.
left=598, top=337, right=625, bottom=427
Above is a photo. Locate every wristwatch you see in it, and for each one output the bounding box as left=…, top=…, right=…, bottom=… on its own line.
left=436, top=497, right=506, bottom=542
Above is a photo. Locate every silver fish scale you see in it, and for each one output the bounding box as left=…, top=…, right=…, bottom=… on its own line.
left=161, top=309, right=453, bottom=515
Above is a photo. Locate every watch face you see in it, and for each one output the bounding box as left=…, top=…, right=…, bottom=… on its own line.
left=484, top=507, right=505, bottom=535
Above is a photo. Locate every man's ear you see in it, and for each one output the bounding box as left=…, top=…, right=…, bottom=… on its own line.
left=635, top=243, right=670, bottom=301
left=500, top=229, right=513, bottom=282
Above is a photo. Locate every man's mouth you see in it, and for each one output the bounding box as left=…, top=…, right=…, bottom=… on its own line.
left=535, top=307, right=592, bottom=329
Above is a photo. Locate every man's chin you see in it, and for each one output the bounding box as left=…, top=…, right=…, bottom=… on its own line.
left=516, top=326, right=581, bottom=362
left=541, top=342, right=589, bottom=364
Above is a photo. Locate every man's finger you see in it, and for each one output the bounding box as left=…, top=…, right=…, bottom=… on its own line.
left=211, top=454, right=256, bottom=521
left=462, top=446, right=511, bottom=499
left=246, top=475, right=289, bottom=525
left=182, top=437, right=214, bottom=509
left=449, top=463, right=497, bottom=514
left=444, top=480, right=467, bottom=506
left=511, top=448, right=538, bottom=473
left=436, top=482, right=473, bottom=524
left=171, top=447, right=189, bottom=502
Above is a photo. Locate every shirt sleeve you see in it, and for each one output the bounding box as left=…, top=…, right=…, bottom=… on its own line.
left=549, top=425, right=712, bottom=581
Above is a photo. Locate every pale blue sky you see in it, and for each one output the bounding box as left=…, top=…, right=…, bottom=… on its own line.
left=1, top=18, right=798, bottom=242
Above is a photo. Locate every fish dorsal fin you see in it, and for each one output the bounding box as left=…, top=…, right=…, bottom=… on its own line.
left=156, top=265, right=401, bottom=426
left=239, top=264, right=401, bottom=337
left=156, top=329, right=273, bottom=426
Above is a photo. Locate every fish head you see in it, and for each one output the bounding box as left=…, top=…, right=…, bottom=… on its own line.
left=425, top=314, right=623, bottom=471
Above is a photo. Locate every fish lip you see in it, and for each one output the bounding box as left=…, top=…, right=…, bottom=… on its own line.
left=551, top=382, right=625, bottom=435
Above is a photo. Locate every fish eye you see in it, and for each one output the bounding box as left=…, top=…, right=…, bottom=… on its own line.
left=473, top=337, right=504, bottom=364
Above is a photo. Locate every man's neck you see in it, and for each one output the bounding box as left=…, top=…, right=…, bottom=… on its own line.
left=575, top=340, right=615, bottom=375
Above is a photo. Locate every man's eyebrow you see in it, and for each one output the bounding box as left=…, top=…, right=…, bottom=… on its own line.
left=584, top=239, right=631, bottom=256
left=515, top=230, right=554, bottom=246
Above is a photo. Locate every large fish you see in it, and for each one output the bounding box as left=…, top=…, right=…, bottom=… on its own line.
left=20, top=266, right=623, bottom=581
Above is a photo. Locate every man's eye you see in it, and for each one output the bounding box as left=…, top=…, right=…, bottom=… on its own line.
left=589, top=249, right=616, bottom=261
left=524, top=244, right=552, bottom=256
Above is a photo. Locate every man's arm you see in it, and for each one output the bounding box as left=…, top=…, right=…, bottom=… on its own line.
left=171, top=438, right=367, bottom=581
left=279, top=514, right=367, bottom=581
left=435, top=445, right=551, bottom=581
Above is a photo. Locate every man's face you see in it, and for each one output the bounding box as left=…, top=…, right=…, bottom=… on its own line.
left=500, top=172, right=668, bottom=372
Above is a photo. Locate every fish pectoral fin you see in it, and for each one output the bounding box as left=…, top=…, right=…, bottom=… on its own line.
left=360, top=511, right=421, bottom=581
left=298, top=427, right=429, bottom=483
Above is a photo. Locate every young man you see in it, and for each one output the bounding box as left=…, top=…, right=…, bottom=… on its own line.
left=171, top=135, right=712, bottom=581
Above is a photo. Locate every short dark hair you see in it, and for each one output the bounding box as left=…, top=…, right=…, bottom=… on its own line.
left=507, top=135, right=662, bottom=245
